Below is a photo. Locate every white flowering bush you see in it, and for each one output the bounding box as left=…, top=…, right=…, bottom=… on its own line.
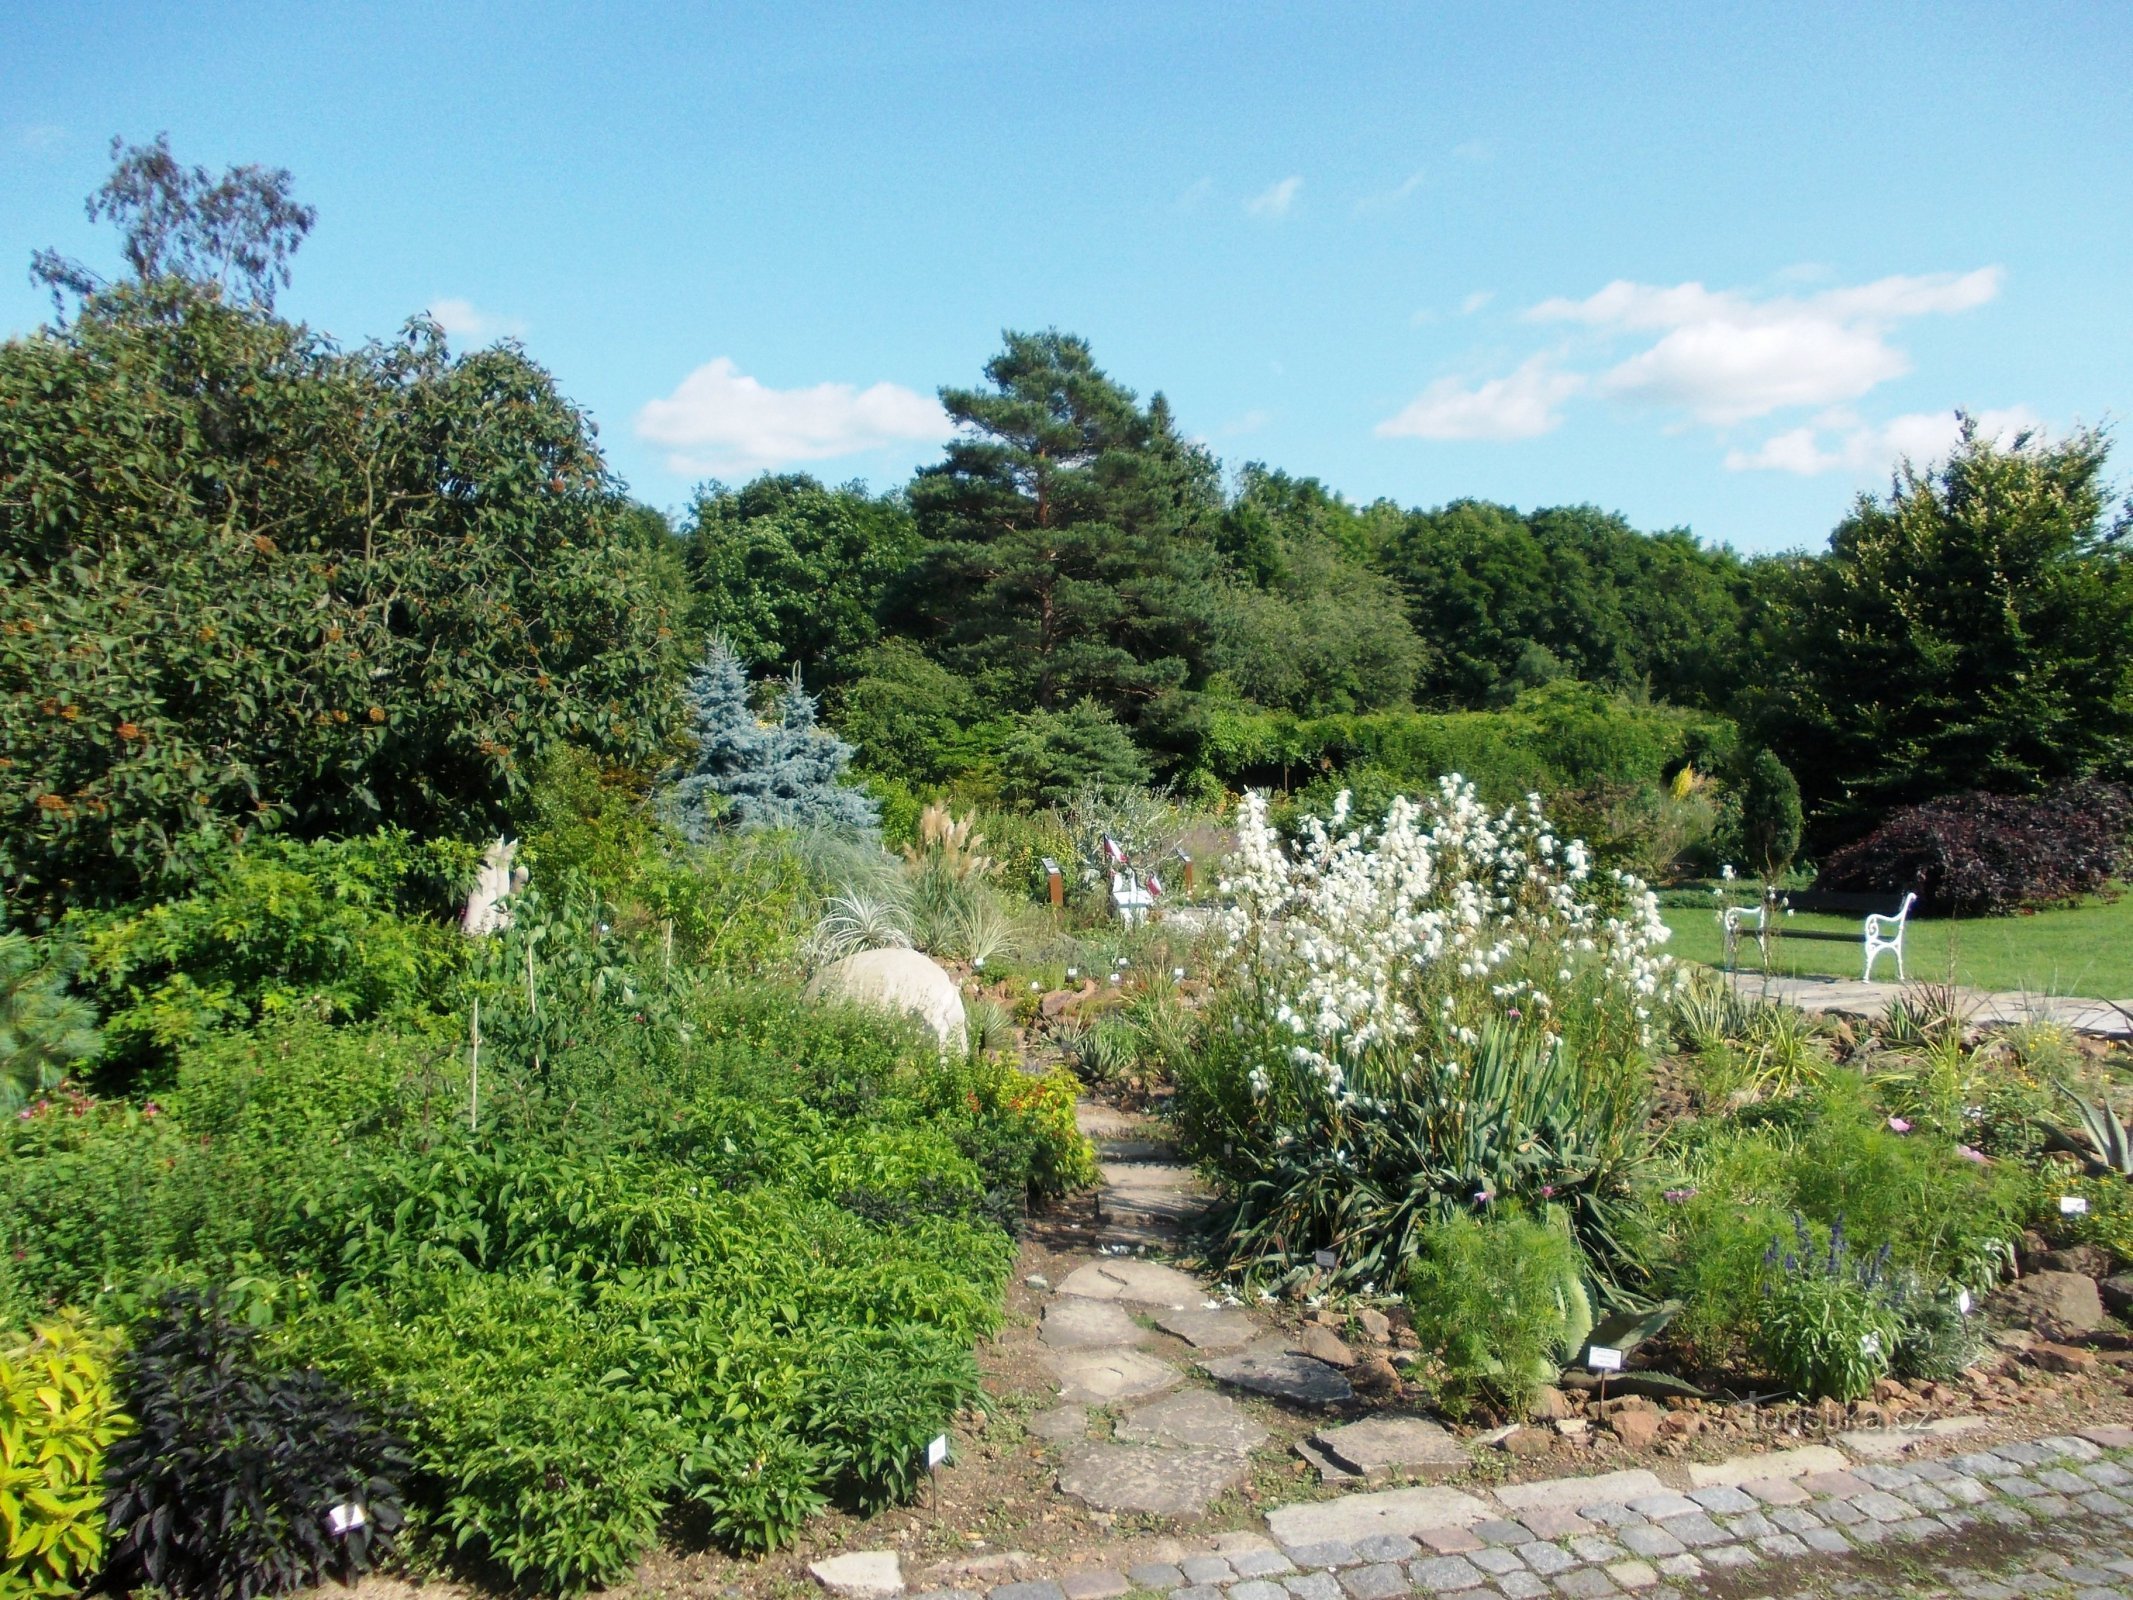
left=1171, top=777, right=1676, bottom=1290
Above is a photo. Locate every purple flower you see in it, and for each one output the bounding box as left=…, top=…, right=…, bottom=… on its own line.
left=1473, top=1189, right=1494, bottom=1205
left=1539, top=1184, right=1556, bottom=1198
left=1663, top=1187, right=1698, bottom=1203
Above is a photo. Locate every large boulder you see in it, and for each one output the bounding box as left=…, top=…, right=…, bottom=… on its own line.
left=1993, top=1270, right=2107, bottom=1340
left=807, top=948, right=966, bottom=1052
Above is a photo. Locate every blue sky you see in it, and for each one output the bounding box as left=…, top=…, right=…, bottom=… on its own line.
left=4, top=2, right=2127, bottom=552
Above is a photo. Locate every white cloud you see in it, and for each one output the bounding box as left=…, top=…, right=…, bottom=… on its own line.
left=1725, top=405, right=2043, bottom=476
left=1245, top=176, right=1302, bottom=218
left=1528, top=268, right=2003, bottom=424
left=1375, top=357, right=1585, bottom=442
left=1460, top=290, right=1494, bottom=315
left=1355, top=169, right=1427, bottom=214
left=635, top=357, right=953, bottom=476
left=428, top=297, right=528, bottom=340
left=17, top=123, right=65, bottom=152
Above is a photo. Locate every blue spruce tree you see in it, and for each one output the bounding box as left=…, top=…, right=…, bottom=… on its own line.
left=668, top=642, right=879, bottom=837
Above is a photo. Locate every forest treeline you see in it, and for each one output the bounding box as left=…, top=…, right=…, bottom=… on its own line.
left=6, top=157, right=2132, bottom=920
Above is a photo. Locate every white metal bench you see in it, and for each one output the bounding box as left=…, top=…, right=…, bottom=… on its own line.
left=1722, top=890, right=1918, bottom=981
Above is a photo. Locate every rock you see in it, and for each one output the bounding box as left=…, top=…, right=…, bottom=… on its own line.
left=1046, top=1347, right=1182, bottom=1404
left=1994, top=1271, right=2107, bottom=1339
left=1313, top=1416, right=1469, bottom=1481
left=1528, top=1386, right=1575, bottom=1422
left=1604, top=1406, right=1661, bottom=1450
left=1152, top=1305, right=1258, bottom=1349
left=1555, top=1418, right=1588, bottom=1438
left=2031, top=1341, right=2098, bottom=1374
left=808, top=949, right=966, bottom=1051
left=1041, top=1298, right=1147, bottom=1350
left=2040, top=1245, right=2113, bottom=1278
left=1348, top=1356, right=1400, bottom=1395
left=1501, top=1426, right=1554, bottom=1457
left=1201, top=1340, right=1354, bottom=1406
left=1263, top=1484, right=1494, bottom=1547
left=1116, top=1388, right=1270, bottom=1454
left=1295, top=1436, right=1361, bottom=1483
left=1686, top=1445, right=1847, bottom=1486
left=1358, top=1308, right=1393, bottom=1343
left=1293, top=1326, right=1358, bottom=1367
left=2101, top=1275, right=2133, bottom=1318
left=1056, top=1259, right=1206, bottom=1309
left=1027, top=1404, right=1092, bottom=1443
left=1025, top=1273, right=1051, bottom=1292
left=810, top=1551, right=905, bottom=1597
left=1056, top=1440, right=1251, bottom=1515
left=1493, top=1468, right=1665, bottom=1514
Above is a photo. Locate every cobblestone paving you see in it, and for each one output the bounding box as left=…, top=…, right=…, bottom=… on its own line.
left=916, top=1433, right=2133, bottom=1600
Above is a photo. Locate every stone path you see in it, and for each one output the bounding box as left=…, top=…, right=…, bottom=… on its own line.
left=1034, top=1102, right=1338, bottom=1519
left=1725, top=973, right=2131, bottom=1040
left=843, top=1428, right=2133, bottom=1600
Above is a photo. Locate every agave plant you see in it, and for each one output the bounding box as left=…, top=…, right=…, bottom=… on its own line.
left=2041, top=1084, right=2133, bottom=1177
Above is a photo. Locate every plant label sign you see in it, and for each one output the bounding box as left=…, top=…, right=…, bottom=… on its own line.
left=2061, top=1195, right=2090, bottom=1215
left=1586, top=1344, right=1624, bottom=1372
left=326, top=1503, right=367, bottom=1536
left=1958, top=1289, right=1973, bottom=1315
left=1313, top=1248, right=1337, bottom=1271
left=926, top=1434, right=949, bottom=1469
left=1859, top=1333, right=1881, bottom=1356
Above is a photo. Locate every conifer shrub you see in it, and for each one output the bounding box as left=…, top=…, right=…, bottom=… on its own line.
left=1404, top=1209, right=1592, bottom=1417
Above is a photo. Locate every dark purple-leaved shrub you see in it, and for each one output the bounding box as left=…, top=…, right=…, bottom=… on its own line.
left=1815, top=780, right=2132, bottom=915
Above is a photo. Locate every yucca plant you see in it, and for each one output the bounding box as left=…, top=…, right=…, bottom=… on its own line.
left=808, top=889, right=913, bottom=966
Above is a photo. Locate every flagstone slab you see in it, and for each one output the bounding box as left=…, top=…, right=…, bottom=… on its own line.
left=1265, top=1485, right=1494, bottom=1547
left=1313, top=1416, right=1469, bottom=1482
left=1041, top=1297, right=1147, bottom=1349
left=1153, top=1305, right=1259, bottom=1350
left=1202, top=1339, right=1353, bottom=1406
left=1057, top=1440, right=1252, bottom=1516
left=1116, top=1387, right=1270, bottom=1454
left=1687, top=1445, right=1848, bottom=1487
left=1057, top=1258, right=1207, bottom=1309
left=1492, top=1469, right=1666, bottom=1516
left=1047, top=1346, right=1182, bottom=1404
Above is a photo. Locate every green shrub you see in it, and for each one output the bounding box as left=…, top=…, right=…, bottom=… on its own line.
left=104, top=1290, right=407, bottom=1600
left=1405, top=1208, right=1593, bottom=1417
left=1738, top=749, right=1803, bottom=877
left=68, top=830, right=468, bottom=1077
left=0, top=1314, right=129, bottom=1597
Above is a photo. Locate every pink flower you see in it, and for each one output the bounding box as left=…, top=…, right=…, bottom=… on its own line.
left=1887, top=1116, right=1911, bottom=1133
left=1664, top=1187, right=1698, bottom=1203
left=1473, top=1189, right=1495, bottom=1205
left=1956, top=1144, right=1991, bottom=1165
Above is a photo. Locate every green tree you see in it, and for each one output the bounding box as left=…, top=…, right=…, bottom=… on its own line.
left=1751, top=420, right=2133, bottom=842
left=0, top=284, right=689, bottom=915
left=996, top=701, right=1151, bottom=809
left=895, top=331, right=1222, bottom=719
left=1210, top=468, right=1429, bottom=715
left=829, top=640, right=985, bottom=785
left=667, top=643, right=877, bottom=835
left=1738, top=748, right=1803, bottom=877
left=682, top=474, right=919, bottom=687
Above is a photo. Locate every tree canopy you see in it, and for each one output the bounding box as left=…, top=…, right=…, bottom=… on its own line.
left=1749, top=419, right=2133, bottom=843
left=892, top=330, right=1224, bottom=719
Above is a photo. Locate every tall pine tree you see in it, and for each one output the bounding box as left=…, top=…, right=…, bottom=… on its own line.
left=892, top=331, right=1222, bottom=720
left=668, top=642, right=878, bottom=836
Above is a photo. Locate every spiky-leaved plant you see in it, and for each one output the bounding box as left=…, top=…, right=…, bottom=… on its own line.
left=667, top=643, right=879, bottom=837
left=0, top=934, right=99, bottom=1111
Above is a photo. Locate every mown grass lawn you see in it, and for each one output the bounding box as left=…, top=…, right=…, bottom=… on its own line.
left=1660, top=888, right=2133, bottom=999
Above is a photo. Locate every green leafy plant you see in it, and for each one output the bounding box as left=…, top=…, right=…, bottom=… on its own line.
left=2041, top=1086, right=2133, bottom=1177
left=103, top=1290, right=407, bottom=1600
left=1405, top=1208, right=1592, bottom=1417
left=1752, top=1218, right=1903, bottom=1401
left=0, top=1315, right=130, bottom=1597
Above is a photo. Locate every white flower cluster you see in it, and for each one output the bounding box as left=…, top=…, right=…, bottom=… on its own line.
left=1217, top=776, right=1674, bottom=1102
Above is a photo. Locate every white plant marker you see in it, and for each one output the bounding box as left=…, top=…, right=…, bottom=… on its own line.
left=2062, top=1195, right=2091, bottom=1215
left=326, top=1502, right=367, bottom=1536
left=1586, top=1344, right=1624, bottom=1372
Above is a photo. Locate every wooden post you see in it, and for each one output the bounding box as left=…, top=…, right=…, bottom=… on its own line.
left=1041, top=858, right=1064, bottom=910
left=1178, top=849, right=1196, bottom=896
